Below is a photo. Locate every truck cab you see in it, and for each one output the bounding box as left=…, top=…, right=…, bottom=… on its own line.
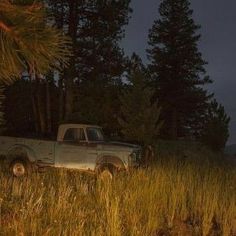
left=55, top=124, right=141, bottom=173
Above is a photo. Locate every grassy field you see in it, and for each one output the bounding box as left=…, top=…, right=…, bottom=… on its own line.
left=0, top=142, right=235, bottom=236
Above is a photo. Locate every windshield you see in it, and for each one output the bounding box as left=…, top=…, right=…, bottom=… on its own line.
left=86, top=127, right=105, bottom=142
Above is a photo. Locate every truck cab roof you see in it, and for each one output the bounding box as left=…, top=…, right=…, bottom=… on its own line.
left=59, top=124, right=102, bottom=129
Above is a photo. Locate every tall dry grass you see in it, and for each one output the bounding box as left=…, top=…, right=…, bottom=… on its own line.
left=0, top=142, right=235, bottom=236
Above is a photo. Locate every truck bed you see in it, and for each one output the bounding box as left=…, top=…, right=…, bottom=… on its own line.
left=0, top=136, right=56, bottom=165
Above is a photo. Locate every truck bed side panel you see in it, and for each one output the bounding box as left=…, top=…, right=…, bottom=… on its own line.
left=24, top=139, right=55, bottom=165
left=0, top=136, right=55, bottom=165
left=0, top=137, right=25, bottom=156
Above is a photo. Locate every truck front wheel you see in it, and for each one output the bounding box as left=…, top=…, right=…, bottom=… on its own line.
left=10, top=159, right=31, bottom=177
left=97, top=165, right=117, bottom=181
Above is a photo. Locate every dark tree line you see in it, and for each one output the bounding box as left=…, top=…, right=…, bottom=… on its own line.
left=1, top=0, right=230, bottom=151
left=47, top=0, right=131, bottom=122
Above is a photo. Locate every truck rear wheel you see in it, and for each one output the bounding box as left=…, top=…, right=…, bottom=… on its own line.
left=10, top=159, right=31, bottom=177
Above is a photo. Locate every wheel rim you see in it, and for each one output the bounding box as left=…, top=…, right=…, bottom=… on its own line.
left=99, top=169, right=113, bottom=181
left=13, top=163, right=26, bottom=177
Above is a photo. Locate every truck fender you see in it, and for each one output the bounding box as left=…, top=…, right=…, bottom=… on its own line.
left=96, top=155, right=126, bottom=171
left=6, top=145, right=37, bottom=164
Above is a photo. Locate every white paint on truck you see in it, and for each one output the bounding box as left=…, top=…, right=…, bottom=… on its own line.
left=0, top=124, right=141, bottom=175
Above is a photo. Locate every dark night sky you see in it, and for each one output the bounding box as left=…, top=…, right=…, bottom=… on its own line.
left=122, top=0, right=236, bottom=144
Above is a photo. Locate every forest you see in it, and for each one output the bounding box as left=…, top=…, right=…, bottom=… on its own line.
left=0, top=0, right=230, bottom=152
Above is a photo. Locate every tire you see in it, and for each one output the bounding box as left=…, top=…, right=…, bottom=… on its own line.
left=10, top=159, right=31, bottom=177
left=98, top=165, right=116, bottom=181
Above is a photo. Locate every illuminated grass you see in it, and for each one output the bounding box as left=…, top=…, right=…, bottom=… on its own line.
left=0, top=143, right=235, bottom=236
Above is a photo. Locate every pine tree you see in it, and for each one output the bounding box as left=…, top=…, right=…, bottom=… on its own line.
left=0, top=0, right=70, bottom=84
left=118, top=58, right=163, bottom=146
left=47, top=0, right=131, bottom=121
left=147, top=0, right=212, bottom=139
left=200, top=100, right=230, bottom=152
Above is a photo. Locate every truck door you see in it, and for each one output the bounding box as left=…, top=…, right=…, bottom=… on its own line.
left=55, top=128, right=88, bottom=170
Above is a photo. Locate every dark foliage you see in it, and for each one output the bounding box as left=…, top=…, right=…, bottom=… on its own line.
left=200, top=99, right=230, bottom=151
left=47, top=0, right=131, bottom=121
left=4, top=79, right=60, bottom=138
left=118, top=54, right=163, bottom=145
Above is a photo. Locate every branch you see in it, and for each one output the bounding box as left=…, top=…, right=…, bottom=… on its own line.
left=0, top=20, right=26, bottom=54
left=0, top=21, right=11, bottom=33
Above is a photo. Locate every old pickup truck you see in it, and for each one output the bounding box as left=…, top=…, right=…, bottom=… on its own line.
left=0, top=124, right=142, bottom=177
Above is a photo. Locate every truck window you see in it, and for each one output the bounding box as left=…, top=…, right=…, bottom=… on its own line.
left=63, top=128, right=86, bottom=142
left=86, top=127, right=104, bottom=141
left=78, top=128, right=86, bottom=141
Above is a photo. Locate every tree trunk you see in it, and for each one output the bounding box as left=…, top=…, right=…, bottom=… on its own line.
left=31, top=94, right=40, bottom=134
left=170, top=107, right=178, bottom=140
left=29, top=76, right=40, bottom=134
left=64, top=0, right=78, bottom=121
left=58, top=76, right=65, bottom=122
left=65, top=73, right=74, bottom=121
left=35, top=76, right=46, bottom=135
left=0, top=83, right=6, bottom=134
left=46, top=80, right=52, bottom=134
